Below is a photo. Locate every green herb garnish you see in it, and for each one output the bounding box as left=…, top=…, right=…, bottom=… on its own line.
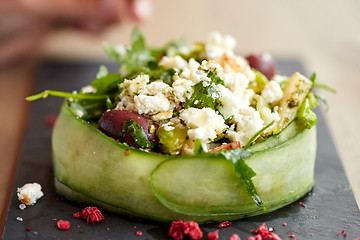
left=184, top=71, right=224, bottom=110
left=26, top=90, right=107, bottom=101
left=122, top=119, right=154, bottom=149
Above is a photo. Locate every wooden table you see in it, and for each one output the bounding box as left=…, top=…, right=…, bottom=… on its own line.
left=0, top=62, right=36, bottom=234
left=1, top=0, right=360, bottom=236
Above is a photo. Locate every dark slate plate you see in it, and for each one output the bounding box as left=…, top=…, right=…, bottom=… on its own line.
left=3, top=60, right=360, bottom=240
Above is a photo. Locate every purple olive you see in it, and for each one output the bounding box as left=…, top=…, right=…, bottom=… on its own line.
left=98, top=109, right=158, bottom=148
left=245, top=52, right=276, bottom=80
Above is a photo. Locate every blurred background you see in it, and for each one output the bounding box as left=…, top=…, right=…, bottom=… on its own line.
left=1, top=0, right=359, bottom=231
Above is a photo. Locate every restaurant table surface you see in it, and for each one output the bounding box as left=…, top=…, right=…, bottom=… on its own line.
left=1, top=0, right=360, bottom=236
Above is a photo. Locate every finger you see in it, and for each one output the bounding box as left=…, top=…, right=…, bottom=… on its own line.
left=17, top=0, right=152, bottom=24
left=0, top=21, right=50, bottom=68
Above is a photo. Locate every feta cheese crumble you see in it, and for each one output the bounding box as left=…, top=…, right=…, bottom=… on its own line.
left=17, top=183, right=44, bottom=206
left=180, top=108, right=226, bottom=148
left=261, top=81, right=283, bottom=105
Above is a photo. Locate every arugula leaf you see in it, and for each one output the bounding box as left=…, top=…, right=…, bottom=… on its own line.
left=309, top=72, right=336, bottom=93
left=125, top=28, right=154, bottom=74
left=297, top=97, right=318, bottom=129
left=313, top=82, right=336, bottom=93
left=96, top=65, right=109, bottom=79
left=122, top=119, right=154, bottom=149
left=215, top=148, right=267, bottom=211
left=91, top=73, right=123, bottom=94
left=244, top=121, right=275, bottom=149
left=193, top=139, right=205, bottom=155
left=309, top=72, right=316, bottom=84
left=26, top=90, right=107, bottom=101
left=103, top=42, right=121, bottom=64
left=184, top=71, right=224, bottom=110
left=125, top=66, right=176, bottom=85
left=69, top=99, right=107, bottom=120
left=313, top=92, right=328, bottom=110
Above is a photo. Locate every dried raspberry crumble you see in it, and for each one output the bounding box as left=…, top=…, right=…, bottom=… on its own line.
left=57, top=220, right=70, bottom=230
left=229, top=233, right=241, bottom=240
left=73, top=207, right=104, bottom=224
left=168, top=220, right=203, bottom=240
left=217, top=221, right=232, bottom=229
left=45, top=114, right=57, bottom=127
left=207, top=230, right=219, bottom=240
left=249, top=223, right=281, bottom=240
left=136, top=231, right=142, bottom=236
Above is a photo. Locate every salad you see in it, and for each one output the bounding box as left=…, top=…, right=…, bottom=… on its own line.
left=28, top=29, right=324, bottom=222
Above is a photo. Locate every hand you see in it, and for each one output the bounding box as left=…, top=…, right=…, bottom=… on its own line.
left=0, top=0, right=153, bottom=67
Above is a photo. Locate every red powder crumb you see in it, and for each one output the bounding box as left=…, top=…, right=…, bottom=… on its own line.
left=134, top=226, right=137, bottom=229
left=136, top=231, right=142, bottom=236
left=229, top=233, right=241, bottom=240
left=299, top=202, right=306, bottom=208
left=45, top=114, right=57, bottom=127
left=344, top=233, right=347, bottom=237
left=73, top=207, right=104, bottom=224
left=336, top=232, right=340, bottom=236
left=52, top=218, right=57, bottom=221
left=310, top=233, right=314, bottom=237
left=168, top=220, right=203, bottom=240
left=288, top=233, right=295, bottom=238
left=207, top=230, right=219, bottom=240
left=341, top=230, right=345, bottom=233
left=282, top=223, right=287, bottom=227
left=26, top=226, right=33, bottom=231
left=248, top=223, right=282, bottom=240
left=217, top=221, right=232, bottom=229
left=57, top=220, right=70, bottom=230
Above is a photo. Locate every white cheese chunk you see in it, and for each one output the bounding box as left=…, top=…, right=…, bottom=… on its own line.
left=180, top=58, right=205, bottom=84
left=120, top=74, right=149, bottom=96
left=180, top=107, right=225, bottom=131
left=17, top=183, right=44, bottom=206
left=206, top=31, right=237, bottom=59
left=225, top=107, right=264, bottom=146
left=144, top=81, right=171, bottom=95
left=261, top=81, right=283, bottom=105
left=180, top=108, right=226, bottom=146
left=172, top=77, right=194, bottom=103
left=218, top=85, right=254, bottom=119
left=134, top=93, right=172, bottom=115
left=159, top=55, right=187, bottom=71
left=222, top=72, right=250, bottom=92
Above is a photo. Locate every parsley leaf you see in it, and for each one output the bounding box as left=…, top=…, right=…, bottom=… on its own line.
left=91, top=73, right=123, bottom=94
left=184, top=71, right=224, bottom=110
left=215, top=148, right=267, bottom=211
left=122, top=119, right=154, bottom=149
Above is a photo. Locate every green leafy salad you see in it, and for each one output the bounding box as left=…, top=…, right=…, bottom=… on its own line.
left=28, top=28, right=331, bottom=221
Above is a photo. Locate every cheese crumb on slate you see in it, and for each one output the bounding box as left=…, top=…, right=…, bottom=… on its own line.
left=17, top=183, right=44, bottom=206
